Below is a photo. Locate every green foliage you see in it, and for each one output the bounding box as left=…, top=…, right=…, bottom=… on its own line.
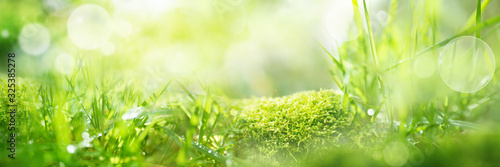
left=234, top=90, right=358, bottom=165
left=0, top=79, right=42, bottom=142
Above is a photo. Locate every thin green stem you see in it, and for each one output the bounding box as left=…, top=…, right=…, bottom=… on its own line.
left=362, top=0, right=379, bottom=66
left=462, top=0, right=490, bottom=32
left=476, top=0, right=482, bottom=38
left=386, top=15, right=500, bottom=71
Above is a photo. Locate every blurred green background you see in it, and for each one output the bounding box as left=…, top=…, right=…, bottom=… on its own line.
left=1, top=0, right=500, bottom=97
left=2, top=0, right=500, bottom=166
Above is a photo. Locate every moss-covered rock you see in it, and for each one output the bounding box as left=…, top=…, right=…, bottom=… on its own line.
left=234, top=89, right=359, bottom=166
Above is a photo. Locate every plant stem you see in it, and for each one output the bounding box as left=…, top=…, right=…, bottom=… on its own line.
left=362, top=0, right=379, bottom=67
left=386, top=15, right=500, bottom=71
left=476, top=0, right=482, bottom=38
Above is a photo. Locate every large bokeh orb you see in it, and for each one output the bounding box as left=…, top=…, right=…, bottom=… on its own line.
left=67, top=4, right=113, bottom=50
left=439, top=36, right=495, bottom=93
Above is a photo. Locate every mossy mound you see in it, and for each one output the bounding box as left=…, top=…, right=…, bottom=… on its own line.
left=234, top=89, right=360, bottom=166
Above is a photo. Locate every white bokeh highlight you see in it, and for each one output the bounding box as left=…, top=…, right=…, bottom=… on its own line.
left=55, top=53, right=75, bottom=74
left=66, top=144, right=76, bottom=154
left=323, top=0, right=363, bottom=43
left=439, top=36, right=495, bottom=93
left=18, top=23, right=51, bottom=56
left=414, top=55, right=435, bottom=78
left=67, top=4, right=113, bottom=49
left=1, top=30, right=9, bottom=38
left=114, top=18, right=133, bottom=37
left=101, top=42, right=115, bottom=56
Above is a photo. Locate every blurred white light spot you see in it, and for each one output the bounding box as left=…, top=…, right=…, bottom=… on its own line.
left=377, top=10, right=387, bottom=21
left=122, top=107, right=144, bottom=120
left=68, top=4, right=113, bottom=49
left=55, top=53, right=75, bottom=74
left=18, top=23, right=51, bottom=55
left=414, top=56, right=435, bottom=78
left=230, top=19, right=246, bottom=35
left=81, top=132, right=94, bottom=147
left=324, top=0, right=362, bottom=42
left=223, top=41, right=272, bottom=95
left=112, top=0, right=178, bottom=19
left=114, top=18, right=132, bottom=37
left=82, top=132, right=90, bottom=139
left=439, top=36, right=495, bottom=93
left=367, top=108, right=375, bottom=116
left=42, top=0, right=69, bottom=16
left=384, top=141, right=409, bottom=166
left=101, top=42, right=115, bottom=56
left=161, top=46, right=198, bottom=76
left=1, top=30, right=9, bottom=38
left=67, top=145, right=76, bottom=153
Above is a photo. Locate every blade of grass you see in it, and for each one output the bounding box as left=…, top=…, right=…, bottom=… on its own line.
left=476, top=0, right=482, bottom=38
left=162, top=127, right=227, bottom=163
left=198, top=89, right=212, bottom=145
left=177, top=80, right=196, bottom=102
left=141, top=80, right=172, bottom=106
left=461, top=0, right=491, bottom=32
left=362, top=0, right=379, bottom=66
left=318, top=41, right=345, bottom=73
left=386, top=15, right=500, bottom=71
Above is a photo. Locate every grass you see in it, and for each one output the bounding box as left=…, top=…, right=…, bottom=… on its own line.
left=2, top=0, right=500, bottom=166
left=0, top=62, right=237, bottom=166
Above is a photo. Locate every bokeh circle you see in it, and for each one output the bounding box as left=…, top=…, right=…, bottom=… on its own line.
left=18, top=23, right=51, bottom=55
left=67, top=4, right=113, bottom=50
left=439, top=36, right=495, bottom=93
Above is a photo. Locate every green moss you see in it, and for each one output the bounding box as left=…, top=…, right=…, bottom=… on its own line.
left=0, top=78, right=42, bottom=144
left=234, top=89, right=358, bottom=165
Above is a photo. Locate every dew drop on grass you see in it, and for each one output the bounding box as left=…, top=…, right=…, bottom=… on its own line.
left=208, top=150, right=212, bottom=153
left=122, top=107, right=143, bottom=120
left=67, top=145, right=76, bottom=153
left=82, top=132, right=90, bottom=139
left=18, top=23, right=51, bottom=55
left=67, top=4, right=113, bottom=49
left=439, top=36, right=495, bottom=93
left=367, top=108, right=375, bottom=116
